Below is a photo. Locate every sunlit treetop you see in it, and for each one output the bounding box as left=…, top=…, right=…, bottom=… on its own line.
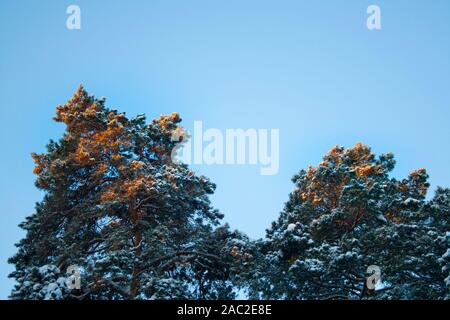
left=282, top=143, right=430, bottom=239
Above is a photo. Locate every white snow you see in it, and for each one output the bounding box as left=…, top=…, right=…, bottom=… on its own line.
left=376, top=213, right=387, bottom=223
left=286, top=223, right=296, bottom=232
left=443, top=249, right=450, bottom=259
left=404, top=198, right=421, bottom=205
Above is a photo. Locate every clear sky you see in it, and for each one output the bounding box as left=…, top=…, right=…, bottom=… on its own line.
left=1, top=0, right=449, bottom=299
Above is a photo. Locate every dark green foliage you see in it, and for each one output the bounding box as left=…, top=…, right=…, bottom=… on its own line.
left=246, top=144, right=449, bottom=300
left=9, top=86, right=244, bottom=300
left=8, top=88, right=449, bottom=300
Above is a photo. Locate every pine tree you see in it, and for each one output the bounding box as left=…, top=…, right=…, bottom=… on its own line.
left=248, top=143, right=449, bottom=299
left=8, top=86, right=243, bottom=300
left=431, top=187, right=450, bottom=299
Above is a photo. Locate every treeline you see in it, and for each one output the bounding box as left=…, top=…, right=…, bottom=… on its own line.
left=9, top=87, right=450, bottom=300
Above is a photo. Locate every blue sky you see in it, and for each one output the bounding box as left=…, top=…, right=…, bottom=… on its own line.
left=1, top=0, right=449, bottom=299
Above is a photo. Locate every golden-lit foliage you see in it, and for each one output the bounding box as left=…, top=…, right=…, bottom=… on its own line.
left=55, top=85, right=102, bottom=130
left=31, top=85, right=187, bottom=209
left=154, top=112, right=181, bottom=131
left=406, top=168, right=429, bottom=197
left=295, top=143, right=429, bottom=230
left=299, top=143, right=382, bottom=209
left=31, top=152, right=46, bottom=175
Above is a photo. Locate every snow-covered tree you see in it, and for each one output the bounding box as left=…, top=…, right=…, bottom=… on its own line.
left=431, top=187, right=450, bottom=299
left=248, top=144, right=449, bottom=299
left=9, top=86, right=244, bottom=300
left=9, top=264, right=70, bottom=300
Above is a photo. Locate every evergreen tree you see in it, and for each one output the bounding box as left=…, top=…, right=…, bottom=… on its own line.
left=248, top=143, right=449, bottom=299
left=9, top=86, right=243, bottom=300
